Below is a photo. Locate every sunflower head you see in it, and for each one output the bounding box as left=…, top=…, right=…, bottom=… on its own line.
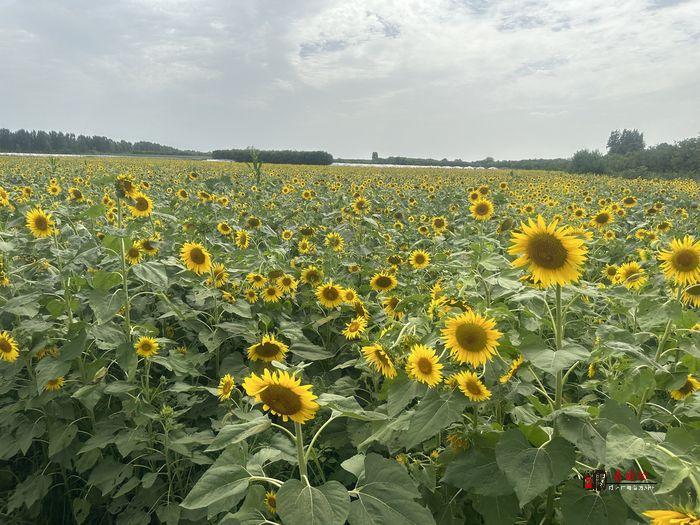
left=370, top=272, right=398, bottom=292
left=247, top=334, right=288, bottom=362
left=316, top=281, right=344, bottom=308
left=26, top=207, right=55, bottom=238
left=453, top=370, right=491, bottom=402
left=0, top=331, right=20, bottom=362
left=134, top=336, right=159, bottom=358
left=406, top=344, right=443, bottom=387
left=409, top=250, right=431, bottom=269
left=361, top=344, right=397, bottom=378
left=659, top=236, right=700, bottom=285
left=217, top=374, right=235, bottom=400
left=180, top=242, right=212, bottom=275
left=242, top=369, right=319, bottom=424
left=442, top=311, right=502, bottom=367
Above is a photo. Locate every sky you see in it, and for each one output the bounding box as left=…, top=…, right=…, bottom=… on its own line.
left=1, top=0, right=699, bottom=160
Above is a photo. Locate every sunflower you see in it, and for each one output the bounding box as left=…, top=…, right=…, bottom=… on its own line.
left=26, top=207, right=55, bottom=238
left=217, top=222, right=232, bottom=236
left=409, top=250, right=431, bottom=270
left=248, top=334, right=288, bottom=362
left=129, top=193, right=153, bottom=218
left=242, top=369, right=319, bottom=424
left=301, top=266, right=323, bottom=285
left=125, top=243, right=143, bottom=265
left=276, top=274, right=298, bottom=294
left=499, top=355, right=524, bottom=383
left=139, top=237, right=159, bottom=256
left=352, top=197, right=369, bottom=214
left=264, top=491, right=277, bottom=514
left=452, top=370, right=491, bottom=402
left=370, top=272, right=398, bottom=292
left=180, top=242, right=212, bottom=275
left=603, top=264, right=619, bottom=282
left=217, top=374, right=235, bottom=400
left=246, top=273, right=267, bottom=289
left=134, top=336, right=159, bottom=358
left=316, top=281, right=344, bottom=308
left=622, top=196, right=637, bottom=207
left=681, top=283, right=700, bottom=308
left=342, top=287, right=358, bottom=303
left=324, top=232, right=345, bottom=252
left=659, top=236, right=700, bottom=285
left=261, top=285, right=283, bottom=303
left=670, top=375, right=700, bottom=400
left=589, top=209, right=614, bottom=229
left=406, top=344, right=443, bottom=387
left=244, top=289, right=258, bottom=303
left=470, top=199, right=494, bottom=221
left=342, top=316, right=367, bottom=340
left=643, top=509, right=700, bottom=525
left=432, top=216, right=448, bottom=233
left=508, top=216, right=587, bottom=287
left=441, top=311, right=502, bottom=367
left=361, top=344, right=397, bottom=378
left=45, top=376, right=65, bottom=392
left=0, top=331, right=19, bottom=362
left=235, top=229, right=250, bottom=249
left=381, top=295, right=404, bottom=320
left=615, top=261, right=647, bottom=290
left=206, top=263, right=229, bottom=288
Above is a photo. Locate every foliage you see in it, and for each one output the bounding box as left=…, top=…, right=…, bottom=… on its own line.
left=212, top=149, right=333, bottom=165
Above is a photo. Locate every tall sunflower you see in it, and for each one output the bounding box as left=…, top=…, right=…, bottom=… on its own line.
left=134, top=336, right=159, bottom=358
left=247, top=334, right=288, bottom=362
left=242, top=369, right=319, bottom=424
left=261, top=285, right=283, bottom=303
left=406, top=344, right=443, bottom=387
left=129, top=193, right=153, bottom=218
left=659, top=236, right=700, bottom=285
left=180, top=242, right=212, bottom=275
left=615, top=261, right=647, bottom=290
left=361, top=344, right=397, bottom=378
left=409, top=250, right=431, bottom=269
left=470, top=199, right=494, bottom=221
left=26, top=207, right=55, bottom=238
left=441, top=311, right=502, bottom=366
left=0, top=331, right=19, bottom=362
left=370, top=272, right=398, bottom=292
left=217, top=374, right=235, bottom=400
left=315, top=281, right=344, bottom=308
left=508, top=216, right=587, bottom=287
left=452, top=370, right=491, bottom=401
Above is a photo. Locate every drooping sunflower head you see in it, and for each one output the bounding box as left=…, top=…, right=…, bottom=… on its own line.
left=206, top=263, right=229, bottom=288
left=26, top=207, right=55, bottom=238
left=361, top=344, right=397, bottom=378
left=441, top=311, right=502, bottom=367
left=453, top=370, right=491, bottom=402
left=315, top=281, right=344, bottom=308
left=370, top=272, right=398, bottom=292
left=409, top=250, right=431, bottom=270
left=508, top=215, right=588, bottom=287
left=217, top=374, right=235, bottom=400
left=0, top=331, right=19, bottom=362
left=659, top=236, right=700, bottom=285
left=44, top=376, right=65, bottom=392
left=180, top=242, right=212, bottom=275
left=670, top=375, right=700, bottom=400
left=242, top=369, right=319, bottom=424
left=134, top=336, right=159, bottom=358
left=406, top=344, right=443, bottom=387
left=499, top=355, right=525, bottom=383
left=248, top=334, right=289, bottom=362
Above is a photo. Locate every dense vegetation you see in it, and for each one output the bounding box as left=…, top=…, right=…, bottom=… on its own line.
left=0, top=128, right=204, bottom=157
left=1, top=157, right=699, bottom=524
left=211, top=148, right=334, bottom=165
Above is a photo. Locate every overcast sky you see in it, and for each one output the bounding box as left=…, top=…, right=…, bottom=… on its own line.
left=1, top=0, right=699, bottom=159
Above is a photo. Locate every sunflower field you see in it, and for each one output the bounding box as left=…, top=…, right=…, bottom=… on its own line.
left=0, top=156, right=699, bottom=525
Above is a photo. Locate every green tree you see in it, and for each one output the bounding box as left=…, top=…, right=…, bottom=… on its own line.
left=570, top=149, right=605, bottom=174
left=606, top=129, right=645, bottom=155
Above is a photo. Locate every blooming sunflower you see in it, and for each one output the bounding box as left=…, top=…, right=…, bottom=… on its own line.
left=441, top=311, right=502, bottom=367
left=470, top=199, right=494, bottom=221
left=261, top=285, right=283, bottom=303
left=406, top=344, right=443, bottom=387
left=342, top=287, right=358, bottom=304
left=659, top=236, right=700, bottom=285
left=125, top=243, right=143, bottom=265
left=452, top=370, right=491, bottom=401
left=681, top=283, right=700, bottom=308
left=324, top=232, right=345, bottom=252
left=615, top=261, right=647, bottom=290
left=301, top=266, right=323, bottom=285
left=217, top=373, right=235, bottom=400
left=135, top=336, right=159, bottom=358
left=45, top=376, right=65, bottom=392
left=499, top=355, right=524, bottom=383
left=316, top=281, right=344, bottom=308
left=382, top=295, right=404, bottom=320
left=603, top=264, right=619, bottom=282
left=276, top=274, right=298, bottom=294
left=508, top=216, right=587, bottom=287
left=129, top=193, right=153, bottom=218
left=242, top=369, right=319, bottom=424
left=670, top=375, right=700, bottom=400
left=432, top=216, right=448, bottom=233
left=235, top=229, right=250, bottom=249
left=342, top=316, right=367, bottom=340
left=0, top=331, right=20, bottom=362
left=370, top=272, right=398, bottom=292
left=264, top=491, right=277, bottom=514
left=361, top=344, right=397, bottom=378
left=206, top=263, right=229, bottom=288
left=26, top=207, right=55, bottom=238
left=248, top=335, right=288, bottom=363
left=217, top=222, right=232, bottom=236
left=643, top=509, right=700, bottom=525
left=180, top=242, right=212, bottom=275
left=409, top=250, right=431, bottom=270
left=589, top=209, right=614, bottom=229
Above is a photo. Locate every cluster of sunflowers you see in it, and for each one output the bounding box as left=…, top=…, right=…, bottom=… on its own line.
left=0, top=155, right=699, bottom=524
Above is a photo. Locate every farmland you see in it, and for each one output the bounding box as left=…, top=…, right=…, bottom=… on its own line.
left=0, top=156, right=699, bottom=524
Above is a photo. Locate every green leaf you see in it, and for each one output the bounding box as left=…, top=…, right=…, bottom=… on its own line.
left=35, top=357, right=71, bottom=393
left=206, top=417, right=271, bottom=452
left=521, top=337, right=589, bottom=374
left=218, top=485, right=266, bottom=525
left=348, top=453, right=435, bottom=525
left=48, top=422, right=78, bottom=456
left=277, top=480, right=349, bottom=525
left=605, top=424, right=651, bottom=466
left=386, top=373, right=425, bottom=417
left=559, top=480, right=627, bottom=525
left=554, top=412, right=607, bottom=463
left=400, top=389, right=467, bottom=449
left=472, top=494, right=520, bottom=525
left=3, top=293, right=41, bottom=317
left=132, top=261, right=168, bottom=288
left=442, top=449, right=513, bottom=496
left=91, top=270, right=122, bottom=291
left=60, top=328, right=88, bottom=361
left=180, top=464, right=249, bottom=510
left=495, top=429, right=575, bottom=506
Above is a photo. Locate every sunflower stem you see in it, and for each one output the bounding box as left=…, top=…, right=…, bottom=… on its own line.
left=546, top=284, right=564, bottom=525
left=117, top=198, right=132, bottom=345
left=294, top=422, right=308, bottom=482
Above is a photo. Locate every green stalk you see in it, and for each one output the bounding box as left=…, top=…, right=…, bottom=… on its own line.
left=294, top=422, right=308, bottom=481
left=117, top=198, right=132, bottom=342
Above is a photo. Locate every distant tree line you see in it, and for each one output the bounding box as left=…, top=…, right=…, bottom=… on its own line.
left=212, top=148, right=333, bottom=165
left=0, top=128, right=204, bottom=156
left=337, top=155, right=570, bottom=170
